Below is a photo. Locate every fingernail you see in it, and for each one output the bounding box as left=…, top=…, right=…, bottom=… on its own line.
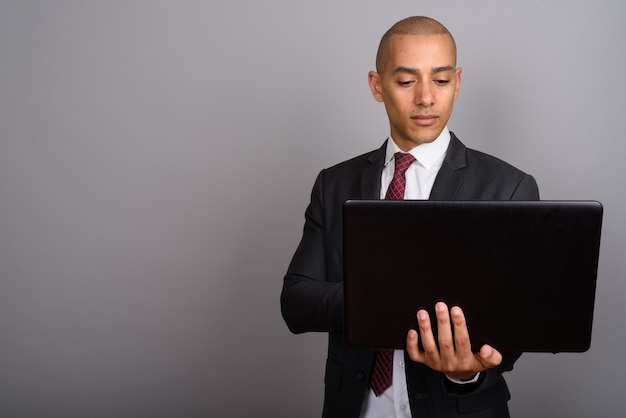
left=483, top=347, right=493, bottom=357
left=418, top=312, right=427, bottom=321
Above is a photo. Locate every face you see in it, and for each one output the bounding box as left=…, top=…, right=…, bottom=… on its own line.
left=368, top=34, right=462, bottom=151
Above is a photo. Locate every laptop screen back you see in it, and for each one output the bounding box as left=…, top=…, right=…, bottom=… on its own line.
left=342, top=200, right=603, bottom=353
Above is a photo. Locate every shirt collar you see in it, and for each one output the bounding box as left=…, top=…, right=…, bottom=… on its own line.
left=385, top=127, right=451, bottom=169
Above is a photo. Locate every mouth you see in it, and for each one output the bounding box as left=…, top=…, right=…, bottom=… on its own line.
left=411, top=114, right=439, bottom=126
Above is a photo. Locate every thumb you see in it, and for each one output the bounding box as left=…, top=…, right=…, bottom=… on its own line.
left=478, top=345, right=502, bottom=369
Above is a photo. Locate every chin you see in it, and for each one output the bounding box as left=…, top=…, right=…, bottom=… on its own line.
left=412, top=128, right=442, bottom=145
left=412, top=136, right=438, bottom=145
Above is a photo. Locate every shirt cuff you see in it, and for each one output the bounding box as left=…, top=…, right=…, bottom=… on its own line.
left=446, top=372, right=481, bottom=385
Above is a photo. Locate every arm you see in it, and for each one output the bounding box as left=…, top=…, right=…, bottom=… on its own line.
left=280, top=170, right=344, bottom=334
left=408, top=155, right=537, bottom=392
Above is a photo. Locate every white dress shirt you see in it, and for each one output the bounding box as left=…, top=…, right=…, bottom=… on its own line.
left=360, top=128, right=450, bottom=418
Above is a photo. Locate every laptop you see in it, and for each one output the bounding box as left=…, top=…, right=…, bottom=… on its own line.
left=342, top=200, right=603, bottom=353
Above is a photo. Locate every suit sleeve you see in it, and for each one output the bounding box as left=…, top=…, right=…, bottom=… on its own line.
left=280, top=170, right=344, bottom=335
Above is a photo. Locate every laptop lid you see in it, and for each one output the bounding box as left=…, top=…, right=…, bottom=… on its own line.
left=342, top=200, right=603, bottom=353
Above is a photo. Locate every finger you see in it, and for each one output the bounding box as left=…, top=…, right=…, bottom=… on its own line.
left=477, top=344, right=503, bottom=369
left=416, top=309, right=439, bottom=360
left=435, top=302, right=454, bottom=356
left=406, top=329, right=422, bottom=362
left=450, top=306, right=472, bottom=354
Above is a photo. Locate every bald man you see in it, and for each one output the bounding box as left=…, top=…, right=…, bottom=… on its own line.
left=281, top=16, right=539, bottom=418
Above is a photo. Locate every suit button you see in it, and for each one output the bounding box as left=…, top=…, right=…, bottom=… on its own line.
left=414, top=392, right=428, bottom=399
left=356, top=372, right=366, bottom=381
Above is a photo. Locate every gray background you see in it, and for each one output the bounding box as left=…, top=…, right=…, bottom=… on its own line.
left=0, top=1, right=624, bottom=417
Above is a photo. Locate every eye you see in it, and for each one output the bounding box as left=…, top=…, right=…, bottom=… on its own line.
left=398, top=80, right=415, bottom=87
left=434, top=79, right=450, bottom=86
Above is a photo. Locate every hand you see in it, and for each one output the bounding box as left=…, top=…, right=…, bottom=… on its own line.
left=405, top=302, right=502, bottom=381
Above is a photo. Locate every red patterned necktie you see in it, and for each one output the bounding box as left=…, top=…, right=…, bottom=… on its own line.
left=370, top=152, right=415, bottom=396
left=385, top=152, right=415, bottom=200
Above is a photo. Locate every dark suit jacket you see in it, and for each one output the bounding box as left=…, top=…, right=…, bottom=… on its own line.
left=281, top=133, right=540, bottom=417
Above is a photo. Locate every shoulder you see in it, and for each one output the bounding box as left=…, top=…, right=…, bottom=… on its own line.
left=446, top=133, right=539, bottom=200
left=465, top=147, right=528, bottom=177
left=318, top=142, right=385, bottom=179
left=448, top=132, right=529, bottom=177
left=324, top=149, right=377, bottom=173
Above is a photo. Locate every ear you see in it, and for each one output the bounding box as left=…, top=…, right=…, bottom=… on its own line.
left=454, top=67, right=462, bottom=100
left=368, top=71, right=384, bottom=102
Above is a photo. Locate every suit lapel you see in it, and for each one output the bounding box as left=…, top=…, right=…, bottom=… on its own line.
left=360, top=141, right=387, bottom=199
left=429, top=132, right=467, bottom=200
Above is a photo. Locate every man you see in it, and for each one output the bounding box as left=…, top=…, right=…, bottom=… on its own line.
left=281, top=16, right=539, bottom=417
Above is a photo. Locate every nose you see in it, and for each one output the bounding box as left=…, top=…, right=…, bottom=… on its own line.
left=415, top=81, right=434, bottom=107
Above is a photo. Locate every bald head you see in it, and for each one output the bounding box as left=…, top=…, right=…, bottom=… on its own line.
left=375, top=16, right=457, bottom=73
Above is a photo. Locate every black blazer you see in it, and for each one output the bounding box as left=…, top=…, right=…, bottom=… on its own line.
left=281, top=133, right=540, bottom=417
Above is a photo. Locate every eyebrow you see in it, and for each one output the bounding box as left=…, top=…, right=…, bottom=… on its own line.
left=391, top=65, right=455, bottom=75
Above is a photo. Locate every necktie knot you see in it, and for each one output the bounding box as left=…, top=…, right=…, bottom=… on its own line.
left=394, top=152, right=415, bottom=174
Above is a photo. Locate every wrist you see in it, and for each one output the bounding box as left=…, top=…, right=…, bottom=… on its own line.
left=446, top=372, right=480, bottom=385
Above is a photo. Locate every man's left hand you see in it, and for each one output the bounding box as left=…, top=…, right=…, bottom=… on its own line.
left=405, top=301, right=502, bottom=381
